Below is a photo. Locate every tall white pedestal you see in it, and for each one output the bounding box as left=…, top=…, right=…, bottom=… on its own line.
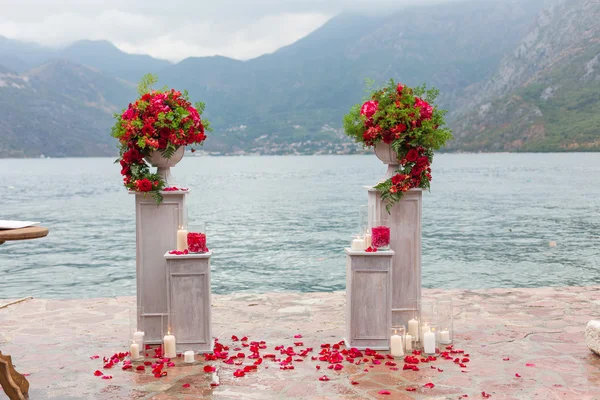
left=368, top=188, right=422, bottom=329
left=133, top=190, right=188, bottom=343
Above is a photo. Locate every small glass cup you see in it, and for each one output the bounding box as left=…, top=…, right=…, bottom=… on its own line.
left=350, top=234, right=366, bottom=251
left=390, top=326, right=406, bottom=358
left=371, top=219, right=390, bottom=250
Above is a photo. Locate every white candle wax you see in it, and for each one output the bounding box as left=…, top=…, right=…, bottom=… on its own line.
left=364, top=233, right=372, bottom=248
left=439, top=330, right=450, bottom=343
left=351, top=239, right=366, bottom=251
left=390, top=333, right=404, bottom=357
left=423, top=329, right=436, bottom=354
left=404, top=334, right=413, bottom=351
left=184, top=350, right=195, bottom=363
left=420, top=323, right=430, bottom=344
left=176, top=229, right=188, bottom=251
left=130, top=342, right=140, bottom=360
left=163, top=332, right=177, bottom=358
left=408, top=319, right=419, bottom=338
left=133, top=331, right=145, bottom=346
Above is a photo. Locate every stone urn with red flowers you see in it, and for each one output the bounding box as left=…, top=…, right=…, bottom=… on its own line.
left=112, top=74, right=211, bottom=203
left=343, top=79, right=452, bottom=209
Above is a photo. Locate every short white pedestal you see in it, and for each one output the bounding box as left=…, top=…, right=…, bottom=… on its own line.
left=133, top=190, right=188, bottom=343
left=345, top=248, right=394, bottom=350
left=368, top=188, right=422, bottom=328
left=165, top=251, right=213, bottom=354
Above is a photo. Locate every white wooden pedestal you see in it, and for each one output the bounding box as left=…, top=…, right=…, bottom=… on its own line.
left=165, top=251, right=213, bottom=354
left=133, top=190, right=188, bottom=344
left=344, top=248, right=394, bottom=350
left=368, top=188, right=422, bottom=329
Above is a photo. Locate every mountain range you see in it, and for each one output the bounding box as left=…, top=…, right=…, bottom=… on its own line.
left=0, top=0, right=598, bottom=157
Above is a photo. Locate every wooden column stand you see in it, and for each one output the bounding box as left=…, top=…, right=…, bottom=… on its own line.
left=344, top=248, right=394, bottom=350
left=165, top=251, right=213, bottom=353
left=368, top=188, right=422, bottom=329
left=133, top=190, right=188, bottom=343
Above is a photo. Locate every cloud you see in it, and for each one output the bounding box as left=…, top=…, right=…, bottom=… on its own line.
left=0, top=0, right=463, bottom=61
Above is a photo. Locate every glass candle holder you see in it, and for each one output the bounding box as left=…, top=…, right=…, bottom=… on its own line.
left=437, top=298, right=454, bottom=345
left=418, top=300, right=436, bottom=346
left=183, top=350, right=196, bottom=364
left=128, top=307, right=145, bottom=361
left=390, top=326, right=405, bottom=358
left=350, top=234, right=366, bottom=251
left=187, top=222, right=207, bottom=253
left=371, top=219, right=390, bottom=250
left=423, top=326, right=437, bottom=355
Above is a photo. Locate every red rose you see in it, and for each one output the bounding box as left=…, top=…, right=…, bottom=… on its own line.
left=411, top=167, right=423, bottom=177
left=391, top=124, right=407, bottom=135
left=405, top=149, right=419, bottom=163
left=123, top=148, right=142, bottom=163
left=397, top=83, right=404, bottom=94
left=416, top=156, right=429, bottom=169
left=120, top=166, right=130, bottom=176
left=142, top=124, right=154, bottom=136
left=391, top=174, right=408, bottom=185
left=360, top=101, right=378, bottom=119
left=135, top=178, right=153, bottom=192
left=382, top=131, right=394, bottom=144
left=415, top=98, right=433, bottom=120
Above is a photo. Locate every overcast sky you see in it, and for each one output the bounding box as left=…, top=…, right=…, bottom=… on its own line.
left=0, top=0, right=461, bottom=62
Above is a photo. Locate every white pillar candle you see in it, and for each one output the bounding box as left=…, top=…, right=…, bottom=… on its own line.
left=130, top=342, right=140, bottom=360
left=163, top=331, right=177, bottom=358
left=423, top=329, right=436, bottom=354
left=420, top=323, right=429, bottom=344
left=176, top=229, right=188, bottom=251
left=183, top=350, right=195, bottom=363
left=351, top=239, right=366, bottom=251
left=133, top=331, right=145, bottom=346
left=390, top=332, right=404, bottom=358
left=408, top=319, right=419, bottom=338
left=404, top=334, right=413, bottom=352
left=364, top=233, right=372, bottom=248
left=439, top=330, right=450, bottom=344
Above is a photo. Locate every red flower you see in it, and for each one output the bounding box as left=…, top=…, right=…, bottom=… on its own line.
left=416, top=156, right=429, bottom=169
left=406, top=148, right=419, bottom=162
left=360, top=100, right=378, bottom=119
left=391, top=174, right=408, bottom=186
left=415, top=97, right=433, bottom=120
left=135, top=178, right=153, bottom=192
left=122, top=147, right=142, bottom=164
left=397, top=83, right=404, bottom=94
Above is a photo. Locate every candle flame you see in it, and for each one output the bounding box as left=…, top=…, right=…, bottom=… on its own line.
left=167, top=327, right=171, bottom=335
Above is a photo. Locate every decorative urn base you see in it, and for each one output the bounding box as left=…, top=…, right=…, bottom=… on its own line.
left=144, top=146, right=185, bottom=187
left=374, top=142, right=399, bottom=182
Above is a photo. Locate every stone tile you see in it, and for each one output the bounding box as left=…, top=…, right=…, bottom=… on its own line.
left=0, top=288, right=599, bottom=399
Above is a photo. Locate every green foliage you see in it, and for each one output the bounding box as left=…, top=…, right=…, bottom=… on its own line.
left=137, top=73, right=158, bottom=96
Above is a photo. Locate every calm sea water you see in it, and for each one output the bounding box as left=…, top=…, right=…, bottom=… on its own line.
left=1, top=154, right=599, bottom=299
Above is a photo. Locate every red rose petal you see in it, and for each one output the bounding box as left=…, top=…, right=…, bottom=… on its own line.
left=136, top=365, right=145, bottom=371
left=233, top=369, right=245, bottom=378
left=204, top=365, right=216, bottom=373
left=424, top=382, right=435, bottom=389
left=294, top=334, right=303, bottom=338
left=515, top=373, right=521, bottom=378
left=318, top=375, right=330, bottom=381
left=503, top=358, right=510, bottom=361
left=93, top=370, right=103, bottom=377
left=90, top=355, right=99, bottom=359
left=351, top=381, right=359, bottom=385
left=231, top=335, right=239, bottom=341
left=526, top=363, right=535, bottom=367
left=210, top=383, right=220, bottom=387
left=143, top=361, right=152, bottom=366
left=438, top=368, right=444, bottom=372
left=101, top=375, right=112, bottom=380
left=334, top=364, right=343, bottom=371
left=482, top=392, right=491, bottom=398
left=405, top=388, right=416, bottom=392
left=122, top=364, right=133, bottom=370
left=182, top=383, right=191, bottom=388
left=378, top=390, right=391, bottom=395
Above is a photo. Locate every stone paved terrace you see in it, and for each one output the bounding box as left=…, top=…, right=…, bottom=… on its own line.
left=1, top=287, right=599, bottom=400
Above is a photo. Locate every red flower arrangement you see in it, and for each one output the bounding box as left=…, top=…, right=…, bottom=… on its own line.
left=112, top=74, right=211, bottom=203
left=343, top=80, right=452, bottom=210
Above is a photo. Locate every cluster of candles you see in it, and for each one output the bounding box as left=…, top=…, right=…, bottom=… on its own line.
left=389, top=318, right=453, bottom=358
left=350, top=225, right=390, bottom=251
left=129, top=329, right=197, bottom=363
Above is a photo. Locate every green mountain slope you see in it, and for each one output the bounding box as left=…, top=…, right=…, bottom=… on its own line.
left=449, top=0, right=600, bottom=151
left=0, top=60, right=135, bottom=157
